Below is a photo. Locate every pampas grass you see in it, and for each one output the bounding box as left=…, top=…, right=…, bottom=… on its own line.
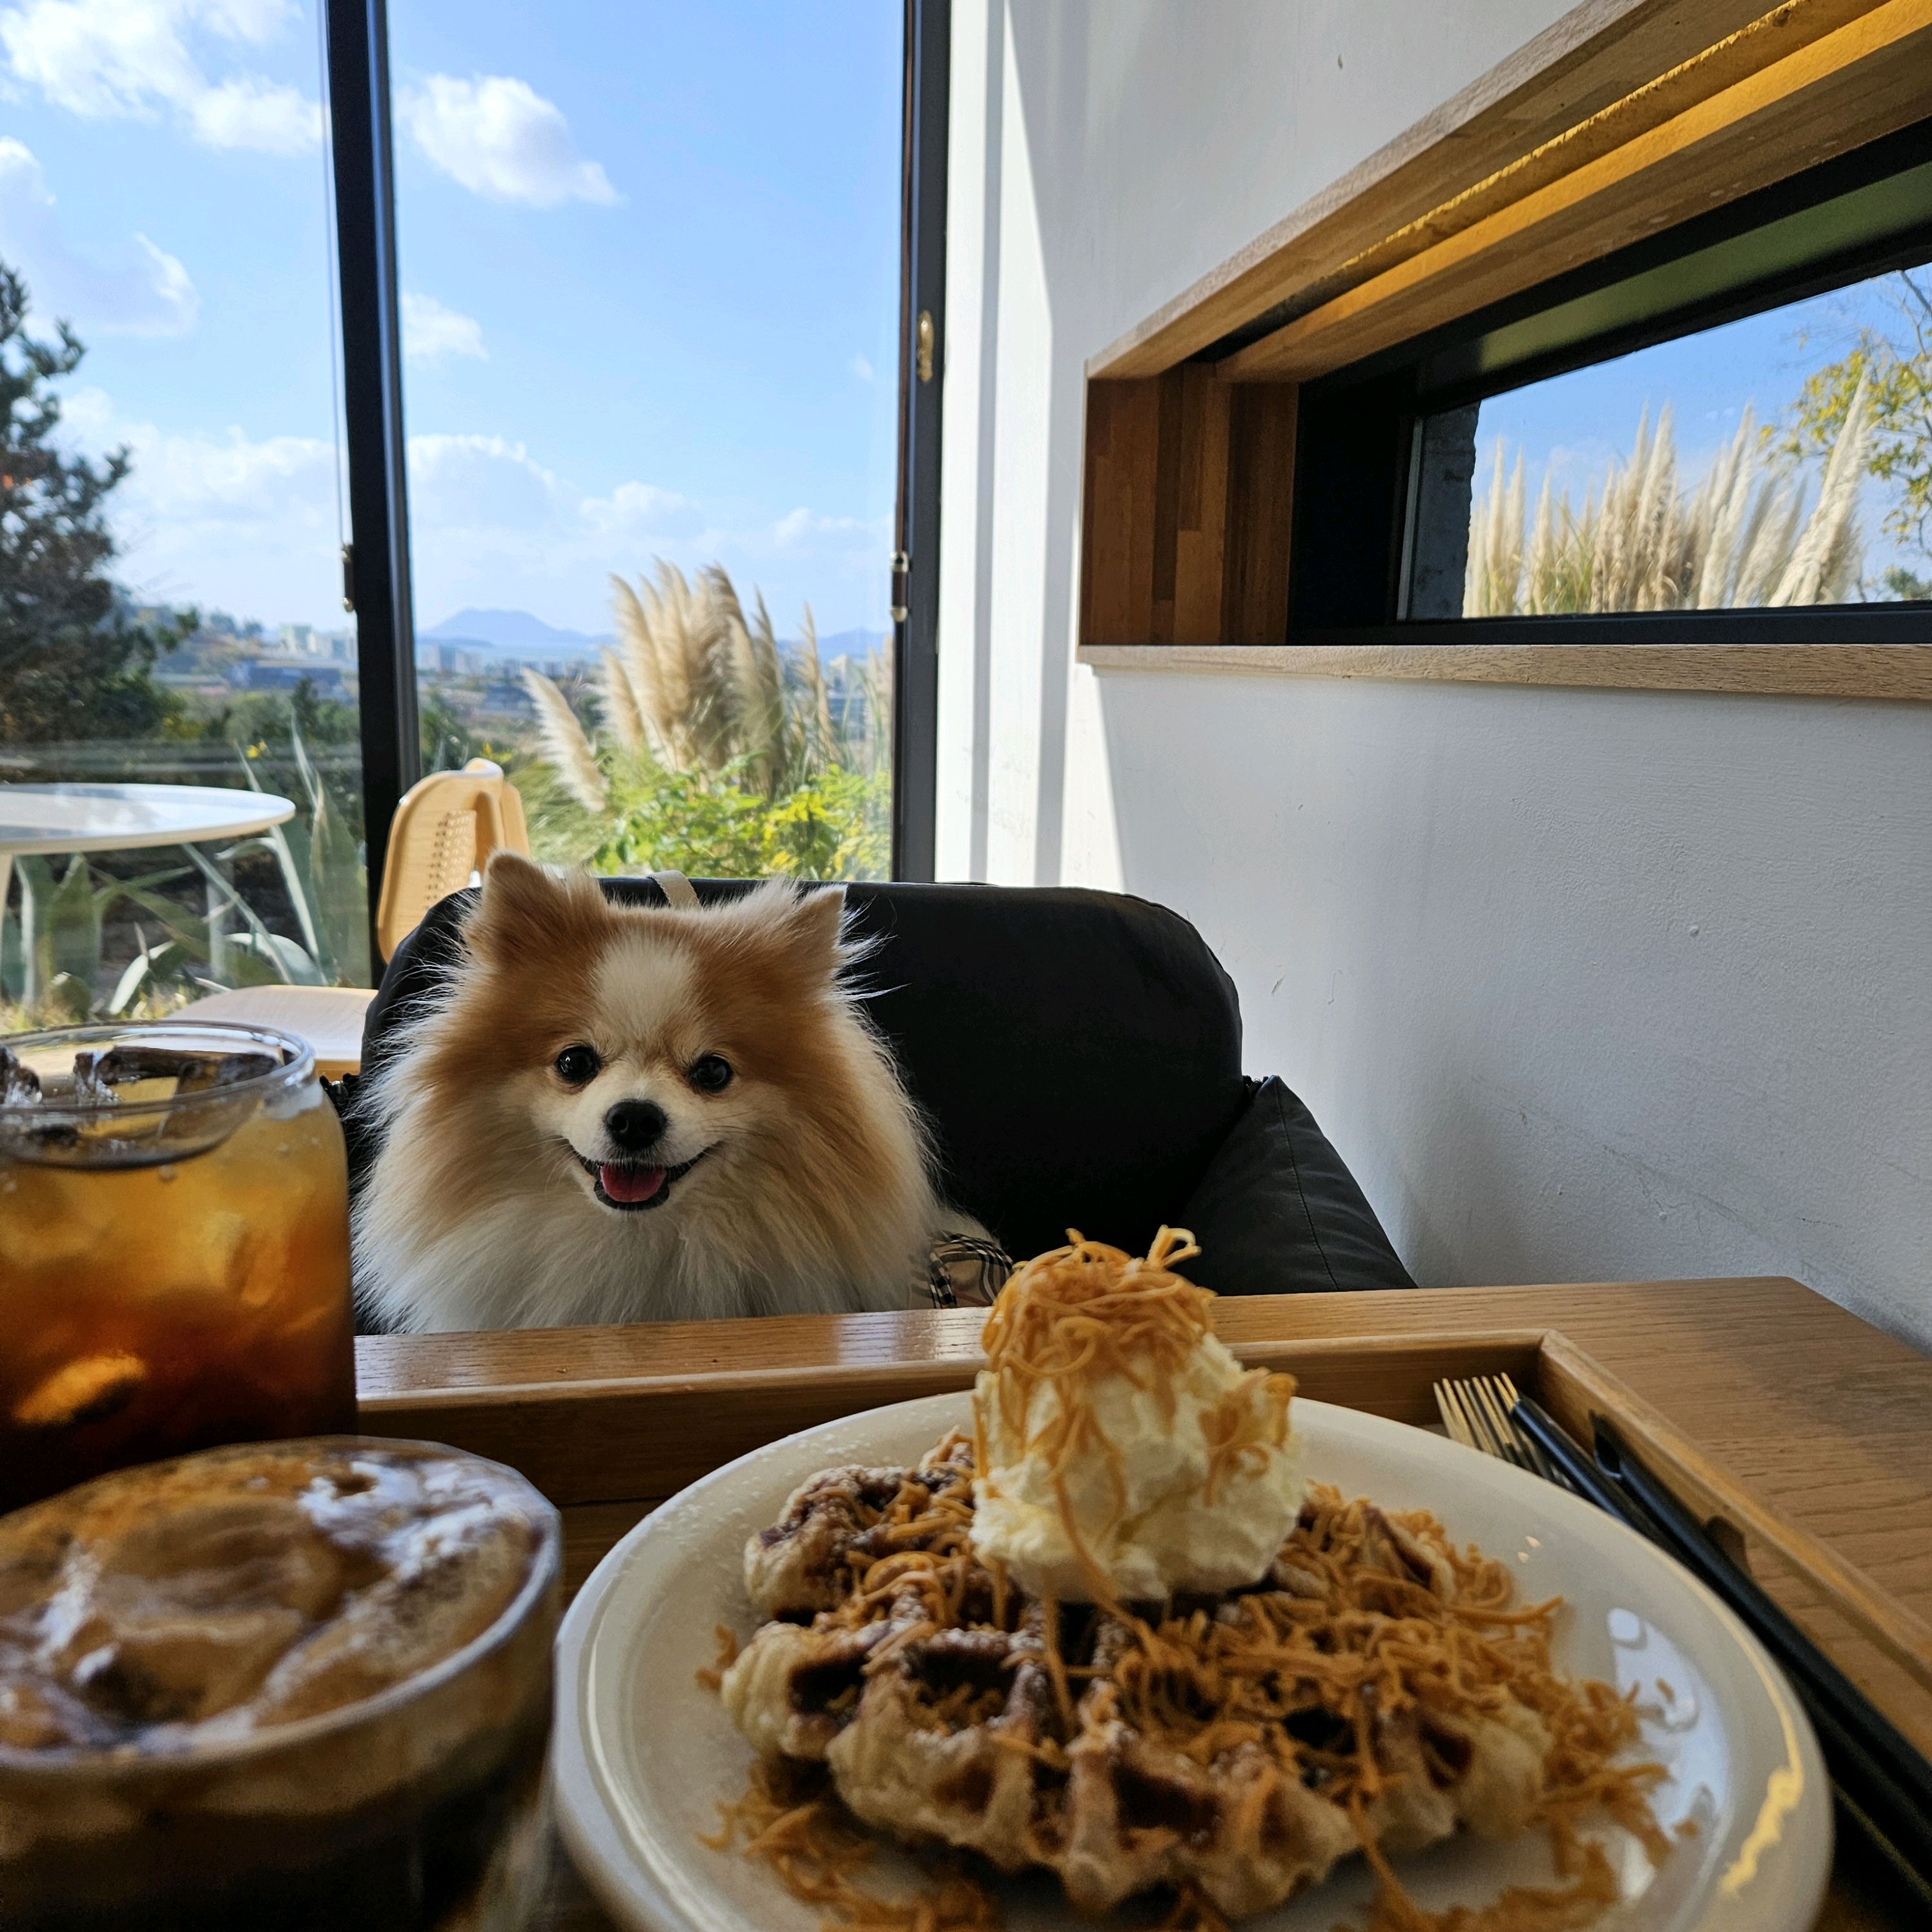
left=1769, top=373, right=1875, bottom=606
left=519, top=559, right=893, bottom=823
left=597, top=645, right=644, bottom=753
left=1464, top=376, right=1875, bottom=615
left=520, top=667, right=606, bottom=813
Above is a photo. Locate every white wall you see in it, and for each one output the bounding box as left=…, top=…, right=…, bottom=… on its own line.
left=936, top=0, right=1932, bottom=1347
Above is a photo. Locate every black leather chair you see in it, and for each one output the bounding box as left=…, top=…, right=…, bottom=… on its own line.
left=342, top=878, right=1412, bottom=1310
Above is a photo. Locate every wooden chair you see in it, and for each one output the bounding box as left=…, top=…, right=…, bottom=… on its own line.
left=189, top=761, right=529, bottom=1076
left=375, top=759, right=530, bottom=962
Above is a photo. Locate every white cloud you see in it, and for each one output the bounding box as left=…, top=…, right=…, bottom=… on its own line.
left=581, top=478, right=691, bottom=535
left=848, top=353, right=874, bottom=382
left=132, top=422, right=333, bottom=521
left=397, top=435, right=889, bottom=633
left=54, top=386, right=889, bottom=634
left=401, top=291, right=485, bottom=364
left=406, top=433, right=559, bottom=528
left=56, top=386, right=344, bottom=622
left=187, top=70, right=318, bottom=155
left=0, top=0, right=320, bottom=156
left=404, top=433, right=688, bottom=542
left=398, top=74, right=617, bottom=207
left=766, top=506, right=879, bottom=555
left=0, top=137, right=199, bottom=334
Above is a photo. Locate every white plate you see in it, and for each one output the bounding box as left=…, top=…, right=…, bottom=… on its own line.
left=554, top=1392, right=1831, bottom=1932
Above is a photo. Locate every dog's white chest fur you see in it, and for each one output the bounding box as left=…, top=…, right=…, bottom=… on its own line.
left=357, top=1144, right=926, bottom=1330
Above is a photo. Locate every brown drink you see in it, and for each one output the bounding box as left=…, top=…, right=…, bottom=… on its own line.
left=0, top=1022, right=356, bottom=1510
left=0, top=1437, right=561, bottom=1931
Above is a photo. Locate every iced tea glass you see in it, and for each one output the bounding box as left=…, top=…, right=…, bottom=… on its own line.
left=0, top=1020, right=356, bottom=1510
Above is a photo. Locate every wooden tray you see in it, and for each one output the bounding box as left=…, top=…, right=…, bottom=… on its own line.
left=357, top=1323, right=1932, bottom=1932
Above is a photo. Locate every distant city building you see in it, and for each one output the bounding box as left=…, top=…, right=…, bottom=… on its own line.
left=272, top=623, right=357, bottom=664
left=231, top=662, right=345, bottom=695
left=421, top=641, right=489, bottom=676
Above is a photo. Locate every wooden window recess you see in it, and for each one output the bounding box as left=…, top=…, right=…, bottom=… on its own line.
left=1076, top=0, right=1932, bottom=701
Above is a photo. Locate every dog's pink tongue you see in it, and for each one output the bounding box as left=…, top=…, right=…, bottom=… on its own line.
left=601, top=1163, right=666, bottom=1204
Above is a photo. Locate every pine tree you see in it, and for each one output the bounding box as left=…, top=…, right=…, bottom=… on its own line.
left=0, top=258, right=183, bottom=741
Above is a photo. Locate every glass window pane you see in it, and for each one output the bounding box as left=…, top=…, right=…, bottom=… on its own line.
left=1, top=0, right=369, bottom=1020
left=1406, top=260, right=1932, bottom=619
left=389, top=2, right=901, bottom=881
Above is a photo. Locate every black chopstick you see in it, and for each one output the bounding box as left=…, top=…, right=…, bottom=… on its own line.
left=1592, top=1417, right=1932, bottom=1789
left=1507, top=1396, right=1651, bottom=1524
left=1591, top=1415, right=1932, bottom=1886
left=1510, top=1393, right=1932, bottom=1901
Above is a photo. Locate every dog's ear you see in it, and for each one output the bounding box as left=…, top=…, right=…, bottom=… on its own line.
left=466, top=852, right=602, bottom=967
left=772, top=883, right=848, bottom=979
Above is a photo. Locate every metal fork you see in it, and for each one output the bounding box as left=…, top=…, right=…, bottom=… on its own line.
left=1434, top=1372, right=1570, bottom=1489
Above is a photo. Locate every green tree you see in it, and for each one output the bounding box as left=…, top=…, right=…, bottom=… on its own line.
left=0, top=259, right=185, bottom=741
left=1782, top=269, right=1932, bottom=568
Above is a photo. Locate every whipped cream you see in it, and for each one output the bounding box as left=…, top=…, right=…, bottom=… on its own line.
left=968, top=1232, right=1303, bottom=1602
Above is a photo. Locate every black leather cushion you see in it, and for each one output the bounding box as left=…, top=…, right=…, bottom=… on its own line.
left=351, top=876, right=1252, bottom=1265
left=1178, top=1077, right=1414, bottom=1295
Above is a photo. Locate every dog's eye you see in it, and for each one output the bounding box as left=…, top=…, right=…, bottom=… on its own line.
left=688, top=1054, right=733, bottom=1093
left=554, top=1045, right=602, bottom=1086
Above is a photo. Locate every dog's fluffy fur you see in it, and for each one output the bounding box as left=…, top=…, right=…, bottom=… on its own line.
left=354, top=855, right=943, bottom=1332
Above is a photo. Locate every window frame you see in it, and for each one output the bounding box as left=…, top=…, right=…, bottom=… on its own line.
left=892, top=0, right=951, bottom=883
left=1285, top=115, right=1932, bottom=647
left=324, top=0, right=417, bottom=967
left=322, top=0, right=947, bottom=956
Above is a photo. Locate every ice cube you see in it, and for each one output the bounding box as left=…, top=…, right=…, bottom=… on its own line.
left=82, top=1045, right=186, bottom=1087
left=178, top=1051, right=279, bottom=1093
left=0, top=1046, right=41, bottom=1106
left=74, top=1045, right=278, bottom=1098
left=10, top=1353, right=149, bottom=1431
left=68, top=1051, right=122, bottom=1105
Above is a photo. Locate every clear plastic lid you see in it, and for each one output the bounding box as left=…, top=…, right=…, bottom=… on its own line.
left=0, top=1020, right=318, bottom=1167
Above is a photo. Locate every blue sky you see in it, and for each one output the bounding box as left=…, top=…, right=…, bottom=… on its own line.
left=1475, top=270, right=1929, bottom=592
left=0, top=0, right=903, bottom=638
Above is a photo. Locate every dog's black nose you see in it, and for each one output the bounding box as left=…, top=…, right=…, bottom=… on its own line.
left=603, top=1100, right=668, bottom=1152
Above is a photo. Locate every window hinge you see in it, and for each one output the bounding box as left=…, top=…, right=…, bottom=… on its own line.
left=916, top=311, right=935, bottom=384
left=340, top=543, right=356, bottom=614
left=890, top=550, right=910, bottom=624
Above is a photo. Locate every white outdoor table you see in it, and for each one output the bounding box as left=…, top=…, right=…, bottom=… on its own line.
left=0, top=782, right=296, bottom=910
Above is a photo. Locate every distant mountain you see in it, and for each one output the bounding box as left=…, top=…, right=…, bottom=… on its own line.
left=422, top=608, right=610, bottom=655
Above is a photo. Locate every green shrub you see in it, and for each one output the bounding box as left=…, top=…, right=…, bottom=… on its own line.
left=592, top=761, right=889, bottom=881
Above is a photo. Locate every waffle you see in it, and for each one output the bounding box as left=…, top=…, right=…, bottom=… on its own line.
left=721, top=1435, right=1568, bottom=1922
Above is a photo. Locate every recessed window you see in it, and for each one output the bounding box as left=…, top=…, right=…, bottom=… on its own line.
left=1290, top=119, right=1932, bottom=644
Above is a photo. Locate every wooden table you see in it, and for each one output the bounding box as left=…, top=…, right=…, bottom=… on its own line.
left=356, top=1275, right=1932, bottom=1930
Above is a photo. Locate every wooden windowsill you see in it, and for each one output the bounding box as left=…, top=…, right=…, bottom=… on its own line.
left=1075, top=641, right=1932, bottom=700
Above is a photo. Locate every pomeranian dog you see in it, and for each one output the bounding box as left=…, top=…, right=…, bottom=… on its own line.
left=353, top=854, right=945, bottom=1332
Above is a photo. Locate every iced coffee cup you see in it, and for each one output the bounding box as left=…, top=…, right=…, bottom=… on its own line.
left=0, top=1437, right=561, bottom=1931
left=0, top=1020, right=356, bottom=1510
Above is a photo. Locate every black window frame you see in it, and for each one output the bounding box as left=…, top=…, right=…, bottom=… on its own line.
left=1282, top=116, right=1932, bottom=649
left=322, top=0, right=948, bottom=958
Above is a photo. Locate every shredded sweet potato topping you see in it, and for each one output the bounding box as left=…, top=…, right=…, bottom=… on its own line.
left=702, top=1756, right=1002, bottom=1932
left=703, top=1234, right=1673, bottom=1931
left=695, top=1623, right=741, bottom=1692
